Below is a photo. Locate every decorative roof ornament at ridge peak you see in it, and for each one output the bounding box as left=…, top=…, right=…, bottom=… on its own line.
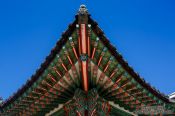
left=77, top=4, right=89, bottom=24
left=78, top=4, right=88, bottom=15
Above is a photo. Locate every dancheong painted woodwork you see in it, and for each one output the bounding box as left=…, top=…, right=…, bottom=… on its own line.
left=0, top=5, right=175, bottom=116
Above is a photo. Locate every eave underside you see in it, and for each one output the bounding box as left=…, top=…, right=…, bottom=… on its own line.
left=0, top=14, right=175, bottom=115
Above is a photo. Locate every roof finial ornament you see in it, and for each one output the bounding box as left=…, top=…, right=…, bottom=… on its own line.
left=78, top=4, right=88, bottom=15
left=77, top=4, right=88, bottom=24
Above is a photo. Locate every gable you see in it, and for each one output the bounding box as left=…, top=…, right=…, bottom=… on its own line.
left=0, top=5, right=175, bottom=116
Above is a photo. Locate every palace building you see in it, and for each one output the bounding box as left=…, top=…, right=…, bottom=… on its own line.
left=0, top=5, right=175, bottom=116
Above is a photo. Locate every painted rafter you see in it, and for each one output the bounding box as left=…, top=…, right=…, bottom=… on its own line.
left=0, top=29, right=80, bottom=115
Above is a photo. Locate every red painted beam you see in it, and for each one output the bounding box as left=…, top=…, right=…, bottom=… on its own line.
left=79, top=24, right=89, bottom=92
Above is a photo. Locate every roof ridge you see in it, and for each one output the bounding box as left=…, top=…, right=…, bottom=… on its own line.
left=88, top=16, right=171, bottom=103
left=1, top=19, right=77, bottom=109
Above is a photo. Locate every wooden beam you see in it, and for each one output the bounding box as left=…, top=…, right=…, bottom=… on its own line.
left=78, top=24, right=89, bottom=92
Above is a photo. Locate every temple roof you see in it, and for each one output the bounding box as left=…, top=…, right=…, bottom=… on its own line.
left=0, top=5, right=174, bottom=115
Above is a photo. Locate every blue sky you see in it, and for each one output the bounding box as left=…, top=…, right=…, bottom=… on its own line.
left=0, top=0, right=175, bottom=100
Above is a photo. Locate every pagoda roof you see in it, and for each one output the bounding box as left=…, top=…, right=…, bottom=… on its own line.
left=0, top=5, right=174, bottom=115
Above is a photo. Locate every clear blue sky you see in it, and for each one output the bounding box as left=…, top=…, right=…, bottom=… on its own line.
left=0, top=0, right=175, bottom=100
